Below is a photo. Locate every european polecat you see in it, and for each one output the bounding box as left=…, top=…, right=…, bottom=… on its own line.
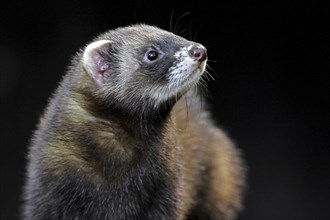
left=22, top=24, right=245, bottom=220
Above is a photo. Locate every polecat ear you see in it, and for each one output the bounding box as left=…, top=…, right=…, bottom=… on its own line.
left=83, top=40, right=112, bottom=85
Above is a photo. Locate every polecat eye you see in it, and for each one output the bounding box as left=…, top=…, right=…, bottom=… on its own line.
left=143, top=48, right=164, bottom=64
left=147, top=50, right=158, bottom=61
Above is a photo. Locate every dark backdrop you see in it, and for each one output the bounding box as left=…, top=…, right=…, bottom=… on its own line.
left=1, top=1, right=329, bottom=220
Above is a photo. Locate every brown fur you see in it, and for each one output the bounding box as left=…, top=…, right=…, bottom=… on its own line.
left=173, top=93, right=245, bottom=219
left=22, top=24, right=245, bottom=220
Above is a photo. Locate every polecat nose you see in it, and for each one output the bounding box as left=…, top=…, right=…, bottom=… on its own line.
left=189, top=45, right=207, bottom=62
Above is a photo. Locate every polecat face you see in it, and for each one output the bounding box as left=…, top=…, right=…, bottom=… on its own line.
left=82, top=24, right=207, bottom=108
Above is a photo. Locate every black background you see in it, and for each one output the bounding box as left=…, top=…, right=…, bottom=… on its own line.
left=1, top=1, right=329, bottom=220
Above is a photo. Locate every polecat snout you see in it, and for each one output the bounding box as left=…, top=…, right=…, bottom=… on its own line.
left=22, top=24, right=245, bottom=220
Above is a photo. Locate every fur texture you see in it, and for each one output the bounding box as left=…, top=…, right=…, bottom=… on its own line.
left=22, top=24, right=245, bottom=220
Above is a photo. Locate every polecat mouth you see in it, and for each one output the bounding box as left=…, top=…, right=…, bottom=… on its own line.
left=188, top=65, right=206, bottom=87
left=148, top=62, right=206, bottom=107
left=197, top=60, right=207, bottom=76
left=181, top=59, right=207, bottom=84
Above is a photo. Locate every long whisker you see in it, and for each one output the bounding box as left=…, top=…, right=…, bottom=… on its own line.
left=206, top=64, right=219, bottom=78
left=189, top=19, right=194, bottom=41
left=178, top=28, right=188, bottom=38
left=169, top=10, right=175, bottom=33
left=174, top=11, right=191, bottom=35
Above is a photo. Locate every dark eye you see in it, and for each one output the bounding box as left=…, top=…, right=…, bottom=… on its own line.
left=143, top=48, right=164, bottom=64
left=147, top=50, right=158, bottom=61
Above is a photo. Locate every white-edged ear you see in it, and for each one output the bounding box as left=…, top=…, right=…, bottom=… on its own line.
left=83, top=40, right=112, bottom=85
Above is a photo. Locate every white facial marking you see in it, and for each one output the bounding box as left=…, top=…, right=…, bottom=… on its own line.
left=149, top=45, right=207, bottom=107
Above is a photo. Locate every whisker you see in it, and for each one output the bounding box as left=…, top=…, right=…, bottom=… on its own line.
left=198, top=78, right=209, bottom=89
left=189, top=19, right=194, bottom=41
left=174, top=11, right=191, bottom=35
left=178, top=28, right=188, bottom=38
left=169, top=10, right=175, bottom=33
left=203, top=73, right=210, bottom=82
left=193, top=24, right=201, bottom=42
left=197, top=80, right=211, bottom=102
left=184, top=94, right=189, bottom=122
left=206, top=64, right=219, bottom=78
left=204, top=70, right=215, bottom=81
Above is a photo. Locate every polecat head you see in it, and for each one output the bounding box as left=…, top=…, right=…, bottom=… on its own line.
left=82, top=24, right=207, bottom=110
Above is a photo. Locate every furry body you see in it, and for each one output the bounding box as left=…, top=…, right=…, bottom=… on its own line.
left=22, top=24, right=245, bottom=220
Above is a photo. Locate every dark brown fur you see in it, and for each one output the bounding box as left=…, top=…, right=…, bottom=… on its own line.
left=22, top=24, right=245, bottom=220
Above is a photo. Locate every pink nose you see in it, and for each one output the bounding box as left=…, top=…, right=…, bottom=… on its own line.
left=189, top=45, right=207, bottom=62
